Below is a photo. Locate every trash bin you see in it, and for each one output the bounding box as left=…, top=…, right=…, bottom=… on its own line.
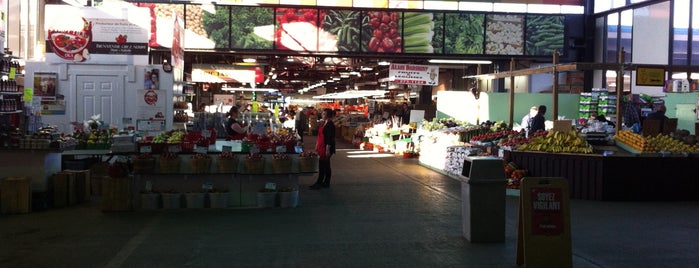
left=460, top=156, right=505, bottom=242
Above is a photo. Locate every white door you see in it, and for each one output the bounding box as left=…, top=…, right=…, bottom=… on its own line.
left=76, top=75, right=124, bottom=126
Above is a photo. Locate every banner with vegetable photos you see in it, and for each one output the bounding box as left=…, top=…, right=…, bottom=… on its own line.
left=485, top=14, right=524, bottom=55
left=525, top=15, right=565, bottom=56
left=402, top=12, right=444, bottom=54
left=321, top=9, right=362, bottom=52
left=228, top=6, right=274, bottom=50
left=444, top=13, right=484, bottom=55
left=363, top=11, right=402, bottom=53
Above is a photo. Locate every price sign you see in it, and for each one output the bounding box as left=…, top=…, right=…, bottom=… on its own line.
left=168, top=145, right=181, bottom=153
left=23, top=87, right=33, bottom=102
left=202, top=129, right=211, bottom=138
left=264, top=182, right=277, bottom=190
left=195, top=146, right=208, bottom=154
left=202, top=182, right=214, bottom=191
left=140, top=145, right=152, bottom=153
left=222, top=145, right=232, bottom=153
left=9, top=67, right=16, bottom=79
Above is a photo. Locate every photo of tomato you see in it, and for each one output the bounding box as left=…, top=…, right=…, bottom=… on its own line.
left=144, top=90, right=158, bottom=105
left=51, top=33, right=90, bottom=53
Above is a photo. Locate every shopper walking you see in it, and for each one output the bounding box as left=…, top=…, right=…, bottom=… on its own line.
left=310, top=108, right=336, bottom=189
left=295, top=106, right=307, bottom=142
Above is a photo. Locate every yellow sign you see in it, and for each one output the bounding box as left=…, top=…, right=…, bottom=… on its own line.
left=636, top=67, right=666, bottom=86
left=23, top=87, right=33, bottom=102
left=9, top=67, right=16, bottom=79
left=516, top=177, right=572, bottom=268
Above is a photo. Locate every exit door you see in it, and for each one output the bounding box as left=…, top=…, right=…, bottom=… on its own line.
left=76, top=75, right=124, bottom=126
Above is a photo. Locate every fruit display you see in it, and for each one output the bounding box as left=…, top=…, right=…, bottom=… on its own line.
left=504, top=162, right=526, bottom=189
left=613, top=130, right=653, bottom=152
left=469, top=129, right=521, bottom=144
left=497, top=130, right=548, bottom=148
left=173, top=101, right=188, bottom=109
left=516, top=131, right=594, bottom=154
left=646, top=134, right=699, bottom=153
left=364, top=11, right=401, bottom=53
left=402, top=12, right=434, bottom=53
left=152, top=130, right=186, bottom=144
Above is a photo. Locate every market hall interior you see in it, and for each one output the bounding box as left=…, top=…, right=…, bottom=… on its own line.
left=0, top=135, right=697, bottom=268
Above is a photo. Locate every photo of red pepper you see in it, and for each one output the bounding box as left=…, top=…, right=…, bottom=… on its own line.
left=363, top=11, right=401, bottom=53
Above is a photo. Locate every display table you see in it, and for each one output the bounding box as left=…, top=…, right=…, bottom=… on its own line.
left=506, top=150, right=699, bottom=201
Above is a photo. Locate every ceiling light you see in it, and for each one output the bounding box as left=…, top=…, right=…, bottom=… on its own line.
left=378, top=61, right=391, bottom=66
left=428, top=59, right=493, bottom=64
left=242, top=58, right=256, bottom=63
left=361, top=66, right=373, bottom=71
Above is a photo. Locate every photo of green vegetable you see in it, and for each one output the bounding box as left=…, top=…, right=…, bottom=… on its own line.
left=220, top=6, right=274, bottom=50
left=202, top=6, right=230, bottom=49
left=444, top=13, right=484, bottom=54
left=402, top=12, right=438, bottom=54
left=525, top=15, right=565, bottom=56
left=322, top=10, right=361, bottom=52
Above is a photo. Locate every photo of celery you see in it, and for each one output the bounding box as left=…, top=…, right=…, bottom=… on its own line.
left=525, top=15, right=565, bottom=56
left=403, top=12, right=438, bottom=54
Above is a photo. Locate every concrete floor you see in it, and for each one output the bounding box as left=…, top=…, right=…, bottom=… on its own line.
left=1, top=138, right=698, bottom=267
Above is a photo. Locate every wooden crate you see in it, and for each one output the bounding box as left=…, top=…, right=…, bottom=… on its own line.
left=89, top=162, right=109, bottom=196
left=102, top=176, right=133, bottom=212
left=1, top=177, right=32, bottom=214
left=51, top=172, right=73, bottom=208
left=62, top=170, right=91, bottom=203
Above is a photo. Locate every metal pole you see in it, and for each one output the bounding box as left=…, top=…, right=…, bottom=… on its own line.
left=552, top=50, right=559, bottom=121
left=509, top=58, right=515, bottom=129
left=615, top=48, right=626, bottom=134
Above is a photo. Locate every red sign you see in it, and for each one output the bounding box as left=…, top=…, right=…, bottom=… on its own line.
left=530, top=187, right=564, bottom=236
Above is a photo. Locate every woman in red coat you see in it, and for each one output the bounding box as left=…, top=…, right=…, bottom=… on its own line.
left=310, top=108, right=336, bottom=189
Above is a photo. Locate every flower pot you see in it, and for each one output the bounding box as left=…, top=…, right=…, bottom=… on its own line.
left=140, top=193, right=160, bottom=209
left=243, top=159, right=265, bottom=174
left=270, top=158, right=292, bottom=173
left=279, top=190, right=299, bottom=208
left=185, top=193, right=206, bottom=208
left=161, top=193, right=182, bottom=209
left=208, top=192, right=231, bottom=208
left=216, top=157, right=238, bottom=173
left=297, top=157, right=318, bottom=173
left=256, top=191, right=277, bottom=208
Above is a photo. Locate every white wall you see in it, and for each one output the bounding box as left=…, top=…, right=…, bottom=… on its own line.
left=630, top=1, right=671, bottom=96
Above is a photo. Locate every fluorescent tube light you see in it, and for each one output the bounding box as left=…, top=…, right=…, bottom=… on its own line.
left=428, top=59, right=492, bottom=64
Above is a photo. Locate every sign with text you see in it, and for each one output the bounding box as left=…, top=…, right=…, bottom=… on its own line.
left=388, top=64, right=438, bottom=85
left=517, top=177, right=572, bottom=268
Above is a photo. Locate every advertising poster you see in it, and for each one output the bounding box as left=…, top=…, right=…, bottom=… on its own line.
left=0, top=0, right=5, bottom=53
left=144, top=68, right=160, bottom=90
left=33, top=72, right=58, bottom=100
left=485, top=14, right=524, bottom=55
left=44, top=4, right=150, bottom=64
left=172, top=12, right=185, bottom=80
left=137, top=89, right=165, bottom=120
left=389, top=63, right=439, bottom=85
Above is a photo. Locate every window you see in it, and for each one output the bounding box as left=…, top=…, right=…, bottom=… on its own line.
left=673, top=0, right=690, bottom=65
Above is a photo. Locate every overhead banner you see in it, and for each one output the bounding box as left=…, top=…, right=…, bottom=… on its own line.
left=389, top=63, right=439, bottom=85
left=44, top=4, right=150, bottom=64
left=191, top=64, right=263, bottom=84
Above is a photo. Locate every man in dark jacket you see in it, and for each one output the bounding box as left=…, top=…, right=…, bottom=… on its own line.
left=529, top=105, right=547, bottom=133
left=295, top=106, right=307, bottom=142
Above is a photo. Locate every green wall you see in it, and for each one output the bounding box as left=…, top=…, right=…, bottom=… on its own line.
left=487, top=93, right=581, bottom=124
left=661, top=92, right=698, bottom=133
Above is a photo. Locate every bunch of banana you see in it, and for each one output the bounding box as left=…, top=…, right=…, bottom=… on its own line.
left=516, top=131, right=593, bottom=154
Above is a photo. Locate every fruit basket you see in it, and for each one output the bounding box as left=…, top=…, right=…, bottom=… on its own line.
left=242, top=153, right=265, bottom=174
left=270, top=153, right=292, bottom=173
left=188, top=154, right=211, bottom=173
left=131, top=153, right=155, bottom=174
left=216, top=152, right=238, bottom=173
left=158, top=152, right=181, bottom=173
left=297, top=151, right=319, bottom=172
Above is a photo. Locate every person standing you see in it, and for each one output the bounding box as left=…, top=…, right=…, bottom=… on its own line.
left=399, top=102, right=411, bottom=125
left=295, top=106, right=307, bottom=142
left=310, top=108, right=336, bottom=189
left=529, top=105, right=547, bottom=133
left=520, top=106, right=538, bottom=131
left=224, top=106, right=247, bottom=140
left=622, top=94, right=641, bottom=129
